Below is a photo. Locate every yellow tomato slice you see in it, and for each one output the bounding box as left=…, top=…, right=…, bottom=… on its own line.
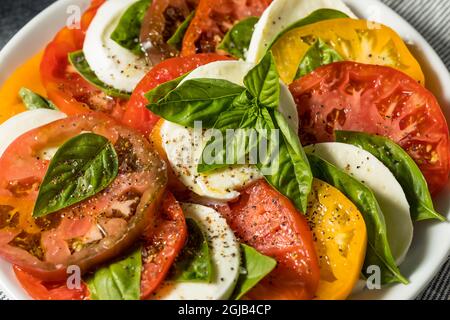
left=306, top=179, right=367, bottom=300
left=271, top=18, right=425, bottom=85
left=0, top=52, right=45, bottom=124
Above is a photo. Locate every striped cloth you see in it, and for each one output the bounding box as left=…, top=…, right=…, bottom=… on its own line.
left=380, top=0, right=450, bottom=300
left=0, top=0, right=449, bottom=300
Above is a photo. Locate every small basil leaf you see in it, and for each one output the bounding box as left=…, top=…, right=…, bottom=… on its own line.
left=244, top=51, right=280, bottom=108
left=110, top=0, right=151, bottom=55
left=147, top=78, right=245, bottom=128
left=306, top=153, right=408, bottom=284
left=167, top=11, right=196, bottom=50
left=335, top=131, right=445, bottom=222
left=144, top=73, right=189, bottom=104
left=258, top=110, right=312, bottom=213
left=170, top=218, right=212, bottom=282
left=87, top=246, right=142, bottom=300
left=295, top=38, right=343, bottom=79
left=267, top=9, right=350, bottom=52
left=231, top=244, right=276, bottom=300
left=217, top=17, right=259, bottom=59
left=68, top=51, right=131, bottom=99
left=19, top=87, right=57, bottom=110
left=33, top=133, right=119, bottom=217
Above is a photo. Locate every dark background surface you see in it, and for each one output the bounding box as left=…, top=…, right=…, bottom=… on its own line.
left=0, top=0, right=55, bottom=48
left=0, top=0, right=448, bottom=300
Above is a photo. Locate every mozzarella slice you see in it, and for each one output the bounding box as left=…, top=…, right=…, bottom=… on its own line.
left=182, top=60, right=299, bottom=132
left=0, top=109, right=66, bottom=157
left=306, top=142, right=413, bottom=265
left=152, top=203, right=240, bottom=300
left=83, top=0, right=149, bottom=92
left=246, top=0, right=356, bottom=63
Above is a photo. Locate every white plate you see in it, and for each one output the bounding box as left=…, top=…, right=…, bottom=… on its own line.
left=0, top=0, right=449, bottom=300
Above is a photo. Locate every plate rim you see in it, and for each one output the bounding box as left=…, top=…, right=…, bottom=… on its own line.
left=0, top=0, right=448, bottom=300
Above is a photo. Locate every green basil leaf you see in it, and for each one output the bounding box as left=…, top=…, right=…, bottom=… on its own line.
left=33, top=133, right=119, bottom=217
left=267, top=9, right=350, bottom=52
left=144, top=73, right=189, bottom=104
left=110, top=0, right=151, bottom=55
left=244, top=51, right=280, bottom=108
left=335, top=131, right=445, bottom=222
left=167, top=11, right=196, bottom=50
left=68, top=51, right=131, bottom=99
left=217, top=17, right=259, bottom=59
left=170, top=218, right=212, bottom=282
left=231, top=244, right=276, bottom=300
left=87, top=246, right=142, bottom=300
left=258, top=110, right=312, bottom=213
left=147, top=78, right=245, bottom=127
left=295, top=38, right=343, bottom=79
left=19, top=87, right=57, bottom=110
left=306, top=153, right=408, bottom=284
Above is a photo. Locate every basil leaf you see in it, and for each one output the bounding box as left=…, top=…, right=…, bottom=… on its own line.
left=231, top=244, right=276, bottom=300
left=87, top=247, right=142, bottom=300
left=306, top=153, right=408, bottom=284
left=335, top=131, right=445, bottom=222
left=68, top=51, right=131, bottom=99
left=147, top=78, right=245, bottom=128
left=167, top=11, right=195, bottom=50
left=170, top=218, right=212, bottom=282
left=110, top=0, right=151, bottom=55
left=267, top=9, right=350, bottom=52
left=144, top=73, right=189, bottom=104
left=295, top=38, right=343, bottom=79
left=217, top=17, right=259, bottom=59
left=33, top=133, right=119, bottom=217
left=19, top=87, right=57, bottom=110
left=244, top=51, right=280, bottom=108
left=258, top=110, right=312, bottom=213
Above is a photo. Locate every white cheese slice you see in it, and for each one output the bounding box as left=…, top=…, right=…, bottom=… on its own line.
left=83, top=0, right=149, bottom=92
left=152, top=203, right=240, bottom=300
left=0, top=109, right=66, bottom=157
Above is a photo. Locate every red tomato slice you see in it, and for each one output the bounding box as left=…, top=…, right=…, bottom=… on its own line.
left=181, top=0, right=272, bottom=56
left=0, top=114, right=167, bottom=281
left=140, top=0, right=199, bottom=65
left=289, top=62, right=450, bottom=194
left=14, top=192, right=184, bottom=300
left=40, top=0, right=126, bottom=118
left=122, top=53, right=231, bottom=135
left=140, top=191, right=187, bottom=299
left=218, top=180, right=320, bottom=300
left=14, top=265, right=87, bottom=300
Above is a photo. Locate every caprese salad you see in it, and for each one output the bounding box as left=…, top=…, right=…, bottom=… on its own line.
left=0, top=0, right=448, bottom=300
